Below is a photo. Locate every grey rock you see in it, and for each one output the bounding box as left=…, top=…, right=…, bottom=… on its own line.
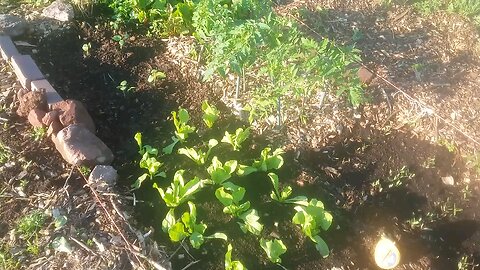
left=0, top=14, right=28, bottom=37
left=42, top=0, right=75, bottom=22
left=52, top=124, right=114, bottom=166
left=88, top=165, right=118, bottom=191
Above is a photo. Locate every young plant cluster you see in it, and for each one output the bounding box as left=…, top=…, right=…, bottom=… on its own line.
left=133, top=101, right=333, bottom=267
left=102, top=0, right=364, bottom=124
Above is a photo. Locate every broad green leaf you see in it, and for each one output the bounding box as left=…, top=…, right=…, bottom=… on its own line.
left=162, top=209, right=176, bottom=233
left=237, top=165, right=257, bottom=176
left=131, top=173, right=148, bottom=190
left=168, top=222, right=188, bottom=242
left=239, top=209, right=263, bottom=235
left=134, top=132, right=142, bottom=153
left=190, top=232, right=204, bottom=249
left=225, top=244, right=247, bottom=270
left=162, top=137, right=179, bottom=154
left=205, top=232, right=228, bottom=241
left=311, top=235, right=330, bottom=258
left=202, top=100, right=220, bottom=128
left=260, top=238, right=287, bottom=264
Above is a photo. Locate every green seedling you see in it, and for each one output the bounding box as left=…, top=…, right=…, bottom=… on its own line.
left=238, top=209, right=263, bottom=236
left=134, top=132, right=159, bottom=156
left=221, top=127, right=250, bottom=151
left=148, top=69, right=166, bottom=84
left=117, top=80, right=135, bottom=96
left=178, top=139, right=218, bottom=165
left=154, top=170, right=205, bottom=208
left=162, top=202, right=227, bottom=248
left=31, top=127, right=46, bottom=141
left=207, top=156, right=237, bottom=185
left=78, top=165, right=91, bottom=176
left=201, top=100, right=220, bottom=128
left=238, top=147, right=285, bottom=176
left=215, top=182, right=263, bottom=235
left=132, top=133, right=166, bottom=189
left=260, top=238, right=287, bottom=264
left=112, top=33, right=129, bottom=48
left=162, top=136, right=180, bottom=155
left=292, top=198, right=332, bottom=258
left=173, top=108, right=196, bottom=142
left=225, top=244, right=247, bottom=270
left=268, top=173, right=307, bottom=203
left=82, top=42, right=91, bottom=57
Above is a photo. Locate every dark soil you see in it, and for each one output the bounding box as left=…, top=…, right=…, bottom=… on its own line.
left=1, top=1, right=480, bottom=270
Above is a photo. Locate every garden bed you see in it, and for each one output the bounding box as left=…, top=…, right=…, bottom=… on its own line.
left=1, top=0, right=480, bottom=269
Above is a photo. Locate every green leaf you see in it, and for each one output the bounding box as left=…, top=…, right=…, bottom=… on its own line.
left=162, top=137, right=179, bottom=154
left=190, top=232, right=205, bottom=249
left=205, top=232, right=228, bottom=241
left=221, top=128, right=250, bottom=151
left=168, top=222, right=188, bottom=242
left=134, top=132, right=142, bottom=154
left=237, top=165, right=258, bottom=176
left=131, top=173, right=148, bottom=190
left=239, top=209, right=263, bottom=235
left=260, top=238, right=287, bottom=264
left=207, top=156, right=237, bottom=184
left=225, top=244, right=248, bottom=270
left=202, top=100, right=220, bottom=128
left=162, top=209, right=176, bottom=233
left=311, top=235, right=330, bottom=258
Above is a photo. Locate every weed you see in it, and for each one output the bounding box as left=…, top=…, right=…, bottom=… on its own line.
left=371, top=166, right=415, bottom=193
left=78, top=165, right=91, bottom=176
left=17, top=211, right=47, bottom=238
left=458, top=254, right=479, bottom=270
left=116, top=80, right=135, bottom=96
left=0, top=142, right=11, bottom=165
left=112, top=34, right=129, bottom=48
left=438, top=138, right=457, bottom=153
left=147, top=69, right=166, bottom=84
left=31, top=127, right=46, bottom=142
left=0, top=246, right=19, bottom=270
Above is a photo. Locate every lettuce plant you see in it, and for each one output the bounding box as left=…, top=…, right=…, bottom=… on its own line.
left=260, top=238, right=287, bottom=264
left=202, top=100, right=220, bottom=128
left=225, top=244, right=247, bottom=270
left=162, top=202, right=227, bottom=249
left=178, top=139, right=218, bottom=165
left=162, top=108, right=196, bottom=154
left=268, top=173, right=307, bottom=203
left=238, top=147, right=284, bottom=176
left=292, top=199, right=333, bottom=258
left=221, top=128, right=250, bottom=151
left=207, top=156, right=237, bottom=185
left=215, top=182, right=263, bottom=235
left=132, top=133, right=166, bottom=189
left=154, top=170, right=205, bottom=208
left=173, top=108, right=196, bottom=141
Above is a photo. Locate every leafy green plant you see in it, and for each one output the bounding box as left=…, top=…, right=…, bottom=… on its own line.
left=221, top=128, right=250, bottom=151
left=215, top=182, right=263, bottom=235
left=260, top=238, right=287, bottom=264
left=154, top=170, right=205, bottom=208
left=17, top=211, right=47, bottom=240
left=268, top=173, right=306, bottom=203
left=31, top=127, right=46, bottom=141
left=178, top=139, right=218, bottom=165
left=201, top=100, right=220, bottom=128
left=0, top=142, right=11, bottom=165
left=225, top=244, right=247, bottom=270
left=132, top=133, right=166, bottom=189
left=0, top=246, right=19, bottom=269
left=117, top=80, right=135, bottom=96
left=172, top=108, right=196, bottom=141
left=162, top=201, right=227, bottom=248
left=238, top=147, right=284, bottom=176
left=148, top=69, right=166, bottom=84
left=207, top=156, right=237, bottom=185
left=112, top=34, right=129, bottom=48
left=292, top=199, right=332, bottom=258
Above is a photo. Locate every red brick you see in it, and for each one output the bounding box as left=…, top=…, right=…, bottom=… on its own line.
left=0, top=35, right=19, bottom=61
left=11, top=55, right=44, bottom=90
left=31, top=79, right=63, bottom=107
left=358, top=66, right=375, bottom=85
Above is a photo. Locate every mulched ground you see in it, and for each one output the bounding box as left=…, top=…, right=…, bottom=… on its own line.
left=0, top=0, right=479, bottom=269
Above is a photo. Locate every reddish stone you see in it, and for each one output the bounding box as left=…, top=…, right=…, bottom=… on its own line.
left=31, top=80, right=63, bottom=107
left=27, top=109, right=46, bottom=128
left=52, top=124, right=113, bottom=166
left=42, top=110, right=59, bottom=126
left=51, top=100, right=95, bottom=133
left=16, top=90, right=47, bottom=117
left=47, top=118, right=63, bottom=137
left=358, top=66, right=375, bottom=85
